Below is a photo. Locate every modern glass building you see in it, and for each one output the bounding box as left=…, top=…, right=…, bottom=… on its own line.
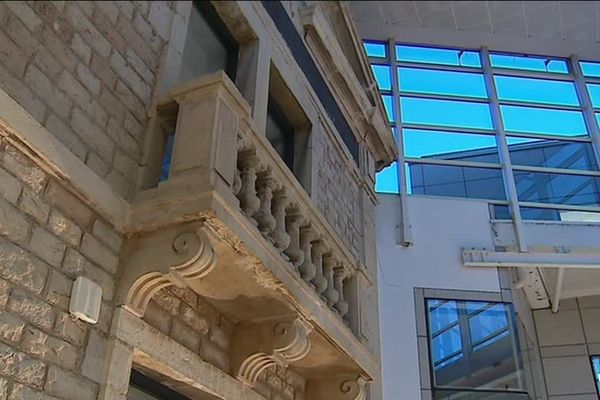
left=353, top=2, right=600, bottom=399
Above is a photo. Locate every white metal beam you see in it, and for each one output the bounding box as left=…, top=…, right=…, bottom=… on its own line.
left=463, top=249, right=600, bottom=269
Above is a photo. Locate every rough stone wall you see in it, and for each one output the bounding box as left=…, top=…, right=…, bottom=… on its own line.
left=0, top=137, right=123, bottom=399
left=142, top=287, right=235, bottom=374
left=0, top=1, right=176, bottom=199
left=254, top=365, right=306, bottom=400
left=315, top=127, right=362, bottom=260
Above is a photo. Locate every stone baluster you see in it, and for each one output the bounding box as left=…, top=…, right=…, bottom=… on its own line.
left=298, top=226, right=317, bottom=284
left=322, top=254, right=339, bottom=308
left=284, top=208, right=306, bottom=268
left=237, top=151, right=260, bottom=216
left=253, top=171, right=277, bottom=235
left=310, top=240, right=328, bottom=295
left=233, top=168, right=242, bottom=196
left=270, top=189, right=291, bottom=251
left=333, top=266, right=349, bottom=319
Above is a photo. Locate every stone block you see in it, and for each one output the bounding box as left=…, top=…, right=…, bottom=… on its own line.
left=0, top=341, right=46, bottom=388
left=208, top=326, right=229, bottom=352
left=45, top=270, right=72, bottom=309
left=0, top=63, right=46, bottom=121
left=64, top=2, right=111, bottom=58
left=71, top=108, right=115, bottom=161
left=62, top=248, right=114, bottom=301
left=86, top=151, right=109, bottom=178
left=0, top=313, right=26, bottom=343
left=0, top=197, right=30, bottom=243
left=21, top=326, right=78, bottom=369
left=0, top=238, right=48, bottom=294
left=98, top=87, right=125, bottom=123
left=48, top=209, right=82, bottom=247
left=81, top=233, right=118, bottom=274
left=199, top=337, right=229, bottom=373
left=71, top=33, right=91, bottom=65
left=81, top=330, right=107, bottom=383
left=32, top=1, right=73, bottom=42
left=57, top=70, right=91, bottom=111
left=8, top=288, right=55, bottom=330
left=115, top=12, right=156, bottom=71
left=5, top=1, right=42, bottom=32
left=131, top=9, right=162, bottom=54
left=153, top=288, right=181, bottom=315
left=106, top=169, right=132, bottom=198
left=113, top=81, right=146, bottom=122
left=45, top=113, right=88, bottom=162
left=3, top=145, right=47, bottom=194
left=29, top=225, right=66, bottom=268
left=39, top=25, right=78, bottom=72
left=91, top=55, right=117, bottom=90
left=171, top=318, right=200, bottom=352
left=92, top=219, right=122, bottom=253
left=110, top=50, right=150, bottom=103
left=8, top=383, right=62, bottom=400
left=0, top=167, right=22, bottom=205
left=5, top=13, right=38, bottom=59
left=45, top=180, right=93, bottom=228
left=76, top=63, right=101, bottom=96
left=147, top=1, right=171, bottom=40
left=0, top=29, right=27, bottom=78
left=19, top=189, right=50, bottom=224
left=33, top=45, right=63, bottom=81
left=144, top=300, right=171, bottom=333
left=92, top=8, right=126, bottom=54
left=0, top=278, right=9, bottom=308
left=54, top=311, right=86, bottom=347
left=44, top=365, right=97, bottom=400
left=24, top=64, right=72, bottom=120
left=180, top=303, right=210, bottom=334
left=125, top=47, right=153, bottom=84
left=0, top=377, right=6, bottom=400
left=96, top=1, right=119, bottom=25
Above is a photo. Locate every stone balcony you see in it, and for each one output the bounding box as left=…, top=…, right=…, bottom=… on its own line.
left=117, top=71, right=377, bottom=396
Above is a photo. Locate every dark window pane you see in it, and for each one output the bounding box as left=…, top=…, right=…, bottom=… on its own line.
left=514, top=171, right=600, bottom=206
left=592, top=356, right=600, bottom=394
left=520, top=207, right=600, bottom=222
left=364, top=42, right=386, bottom=58
left=371, top=64, right=391, bottom=91
left=382, top=95, right=395, bottom=122
left=490, top=53, right=568, bottom=74
left=401, top=97, right=493, bottom=130
left=507, top=137, right=598, bottom=170
left=581, top=61, right=600, bottom=78
left=266, top=99, right=294, bottom=168
left=501, top=105, right=587, bottom=137
left=404, top=129, right=499, bottom=163
left=433, top=389, right=529, bottom=400
left=375, top=161, right=399, bottom=194
left=397, top=45, right=481, bottom=68
left=587, top=84, right=600, bottom=108
left=495, top=76, right=579, bottom=106
left=159, top=132, right=175, bottom=182
left=398, top=68, right=487, bottom=98
left=408, top=163, right=505, bottom=200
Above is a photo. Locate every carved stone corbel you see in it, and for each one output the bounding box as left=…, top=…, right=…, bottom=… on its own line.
left=306, top=376, right=368, bottom=400
left=115, top=223, right=216, bottom=317
left=231, top=317, right=313, bottom=386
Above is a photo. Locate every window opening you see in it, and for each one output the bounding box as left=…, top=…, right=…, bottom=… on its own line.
left=128, top=370, right=190, bottom=400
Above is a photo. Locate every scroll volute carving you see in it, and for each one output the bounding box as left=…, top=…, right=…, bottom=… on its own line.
left=306, top=375, right=368, bottom=400
left=231, top=317, right=313, bottom=386
left=115, top=223, right=217, bottom=318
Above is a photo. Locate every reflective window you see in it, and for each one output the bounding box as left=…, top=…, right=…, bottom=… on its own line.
left=507, top=137, right=598, bottom=170
left=495, top=76, right=579, bottom=106
left=375, top=161, right=399, bottom=194
left=514, top=171, right=600, bottom=206
left=581, top=61, right=600, bottom=78
left=364, top=42, right=386, bottom=58
left=587, top=84, right=600, bottom=108
left=404, top=129, right=499, bottom=163
left=382, top=95, right=395, bottom=122
left=518, top=207, right=600, bottom=222
left=266, top=98, right=294, bottom=169
left=397, top=45, right=481, bottom=68
left=501, top=105, right=588, bottom=137
left=490, top=53, right=569, bottom=74
left=409, top=163, right=505, bottom=200
left=592, top=356, right=600, bottom=395
left=398, top=68, right=487, bottom=98
left=371, top=64, right=391, bottom=91
left=426, top=299, right=526, bottom=398
left=401, top=97, right=493, bottom=130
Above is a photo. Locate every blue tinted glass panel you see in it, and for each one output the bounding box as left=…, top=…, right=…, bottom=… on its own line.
left=396, top=45, right=481, bottom=68
left=364, top=42, right=386, bottom=58
left=501, top=105, right=587, bottom=136
left=507, top=137, right=598, bottom=170
left=409, top=163, right=505, bottom=200
left=587, top=84, right=600, bottom=108
left=429, top=300, right=459, bottom=334
left=371, top=64, right=391, bottom=91
left=404, top=129, right=499, bottom=163
left=468, top=304, right=508, bottom=344
left=491, top=205, right=512, bottom=220
left=431, top=325, right=463, bottom=367
left=592, top=356, right=600, bottom=394
left=490, top=53, right=568, bottom=74
left=495, top=76, right=579, bottom=106
left=375, top=161, right=399, bottom=194
left=382, top=95, right=394, bottom=122
left=514, top=171, right=600, bottom=206
left=159, top=132, right=175, bottom=182
left=581, top=61, right=600, bottom=78
left=433, top=390, right=529, bottom=399
left=398, top=68, right=487, bottom=98
left=519, top=207, right=600, bottom=222
left=401, top=97, right=493, bottom=129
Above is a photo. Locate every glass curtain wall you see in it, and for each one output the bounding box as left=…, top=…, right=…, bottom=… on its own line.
left=366, top=42, right=600, bottom=222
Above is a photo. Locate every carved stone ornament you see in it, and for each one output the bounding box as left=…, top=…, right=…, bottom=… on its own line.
left=306, top=375, right=368, bottom=400
left=233, top=317, right=313, bottom=385
left=116, top=223, right=216, bottom=317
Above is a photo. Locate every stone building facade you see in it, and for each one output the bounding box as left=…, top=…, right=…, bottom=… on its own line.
left=0, top=1, right=395, bottom=399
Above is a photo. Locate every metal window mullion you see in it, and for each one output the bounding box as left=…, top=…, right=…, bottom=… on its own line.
left=481, top=47, right=528, bottom=252
left=571, top=55, right=600, bottom=172
left=389, top=38, right=413, bottom=246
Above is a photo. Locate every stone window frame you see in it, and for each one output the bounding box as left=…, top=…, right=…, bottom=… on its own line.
left=414, top=285, right=525, bottom=400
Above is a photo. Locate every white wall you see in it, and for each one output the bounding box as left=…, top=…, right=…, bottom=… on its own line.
left=376, top=194, right=500, bottom=399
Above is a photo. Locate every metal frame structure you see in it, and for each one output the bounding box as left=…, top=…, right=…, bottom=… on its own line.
left=365, top=42, right=600, bottom=250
